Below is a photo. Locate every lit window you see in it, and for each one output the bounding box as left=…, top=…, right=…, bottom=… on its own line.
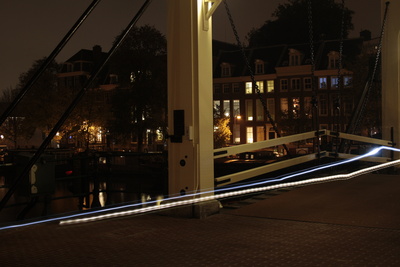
left=246, top=127, right=254, bottom=143
left=96, top=132, right=102, bottom=142
left=233, top=124, right=240, bottom=144
left=319, top=77, right=327, bottom=89
left=267, top=98, right=275, bottom=120
left=292, top=97, right=300, bottom=118
left=245, top=82, right=252, bottom=94
left=256, top=100, right=264, bottom=121
left=245, top=99, right=253, bottom=121
left=280, top=98, right=288, bottom=113
left=257, top=126, right=265, bottom=141
left=223, top=100, right=230, bottom=117
left=267, top=80, right=274, bottom=93
left=331, top=77, right=339, bottom=89
left=233, top=99, right=241, bottom=144
left=213, top=100, right=221, bottom=116
left=344, top=76, right=353, bottom=87
left=233, top=100, right=240, bottom=117
left=256, top=81, right=264, bottom=93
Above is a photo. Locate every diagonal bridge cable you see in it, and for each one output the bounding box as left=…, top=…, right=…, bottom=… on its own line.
left=340, top=1, right=390, bottom=153
left=0, top=0, right=101, bottom=127
left=0, top=0, right=153, bottom=212
left=0, top=145, right=396, bottom=229
left=223, top=0, right=290, bottom=155
left=347, top=1, right=390, bottom=136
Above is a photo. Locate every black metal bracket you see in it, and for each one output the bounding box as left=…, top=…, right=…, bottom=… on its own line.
left=169, top=110, right=185, bottom=143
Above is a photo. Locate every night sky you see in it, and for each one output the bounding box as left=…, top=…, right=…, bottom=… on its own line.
left=0, top=0, right=382, bottom=93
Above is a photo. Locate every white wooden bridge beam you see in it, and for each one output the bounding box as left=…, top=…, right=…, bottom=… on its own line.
left=167, top=0, right=220, bottom=206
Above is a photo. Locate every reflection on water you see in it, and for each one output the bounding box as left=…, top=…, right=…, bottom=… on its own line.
left=0, top=174, right=165, bottom=225
left=0, top=151, right=168, bottom=225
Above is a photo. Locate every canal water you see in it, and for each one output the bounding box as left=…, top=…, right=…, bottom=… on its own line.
left=0, top=174, right=166, bottom=225
left=0, top=152, right=168, bottom=225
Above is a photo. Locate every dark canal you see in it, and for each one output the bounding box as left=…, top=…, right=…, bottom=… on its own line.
left=0, top=151, right=167, bottom=225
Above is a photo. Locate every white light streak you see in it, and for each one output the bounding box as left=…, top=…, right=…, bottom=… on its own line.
left=59, top=146, right=400, bottom=226
left=0, top=146, right=398, bottom=230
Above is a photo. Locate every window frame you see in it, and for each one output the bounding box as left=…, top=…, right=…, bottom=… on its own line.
left=331, top=76, right=339, bottom=89
left=319, top=77, right=327, bottom=89
left=246, top=127, right=254, bottom=144
left=280, top=98, right=288, bottom=113
left=223, top=100, right=230, bottom=117
left=255, top=60, right=264, bottom=74
left=222, top=84, right=231, bottom=93
left=256, top=100, right=264, bottom=121
left=233, top=83, right=240, bottom=93
left=221, top=63, right=231, bottom=77
left=304, top=77, right=312, bottom=91
left=245, top=82, right=252, bottom=94
left=344, top=76, right=353, bottom=88
left=280, top=79, right=288, bottom=92
left=291, top=78, right=301, bottom=91
left=267, top=98, right=275, bottom=120
left=214, top=84, right=222, bottom=94
left=267, top=80, right=274, bottom=93
left=256, top=81, right=264, bottom=93
left=245, top=99, right=253, bottom=121
left=319, top=94, right=328, bottom=116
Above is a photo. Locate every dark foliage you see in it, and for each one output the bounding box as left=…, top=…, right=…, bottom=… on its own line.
left=247, top=0, right=354, bottom=47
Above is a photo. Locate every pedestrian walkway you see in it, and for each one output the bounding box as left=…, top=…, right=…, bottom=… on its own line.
left=1, top=173, right=400, bottom=266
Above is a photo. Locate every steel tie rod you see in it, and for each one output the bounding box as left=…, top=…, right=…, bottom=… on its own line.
left=0, top=0, right=102, bottom=127
left=0, top=0, right=153, bottom=212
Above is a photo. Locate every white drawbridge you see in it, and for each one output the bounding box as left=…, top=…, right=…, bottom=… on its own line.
left=167, top=0, right=399, bottom=204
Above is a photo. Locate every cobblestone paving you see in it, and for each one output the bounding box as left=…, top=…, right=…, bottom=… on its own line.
left=1, top=212, right=400, bottom=266
left=1, top=173, right=400, bottom=266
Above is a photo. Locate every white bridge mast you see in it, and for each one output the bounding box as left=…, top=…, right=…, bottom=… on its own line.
left=382, top=0, right=399, bottom=155
left=164, top=0, right=399, bottom=210
left=167, top=0, right=221, bottom=204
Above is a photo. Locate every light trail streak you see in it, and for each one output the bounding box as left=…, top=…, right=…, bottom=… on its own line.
left=60, top=156, right=400, bottom=225
left=214, top=145, right=391, bottom=192
left=59, top=145, right=400, bottom=225
left=0, top=146, right=398, bottom=230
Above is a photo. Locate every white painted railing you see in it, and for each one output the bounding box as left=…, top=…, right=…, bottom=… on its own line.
left=214, top=130, right=393, bottom=187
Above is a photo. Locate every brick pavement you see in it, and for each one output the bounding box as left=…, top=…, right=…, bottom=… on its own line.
left=1, top=173, right=400, bottom=266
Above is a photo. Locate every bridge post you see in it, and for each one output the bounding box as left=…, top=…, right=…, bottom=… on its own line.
left=382, top=0, right=399, bottom=155
left=166, top=0, right=220, bottom=215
